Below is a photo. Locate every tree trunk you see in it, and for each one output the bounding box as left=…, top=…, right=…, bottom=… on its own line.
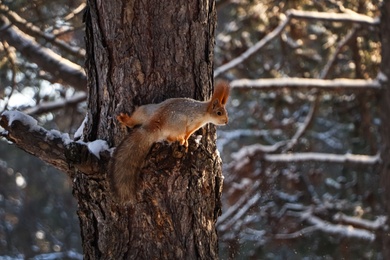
left=380, top=1, right=390, bottom=259
left=77, top=0, right=221, bottom=259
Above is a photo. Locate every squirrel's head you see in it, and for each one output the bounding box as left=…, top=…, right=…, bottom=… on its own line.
left=209, top=99, right=229, bottom=125
left=208, top=81, right=230, bottom=125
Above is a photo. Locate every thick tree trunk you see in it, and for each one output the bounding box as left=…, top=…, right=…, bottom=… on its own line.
left=76, top=0, right=221, bottom=259
left=380, top=2, right=390, bottom=259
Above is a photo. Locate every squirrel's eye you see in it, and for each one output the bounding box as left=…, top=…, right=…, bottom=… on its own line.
left=217, top=111, right=222, bottom=116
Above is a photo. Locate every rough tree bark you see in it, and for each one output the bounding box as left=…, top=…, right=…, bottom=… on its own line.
left=380, top=1, right=390, bottom=259
left=1, top=0, right=222, bottom=259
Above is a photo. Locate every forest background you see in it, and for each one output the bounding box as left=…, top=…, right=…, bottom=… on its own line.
left=0, top=0, right=384, bottom=259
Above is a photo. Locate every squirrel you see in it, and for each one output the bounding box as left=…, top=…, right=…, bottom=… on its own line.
left=110, top=81, right=230, bottom=204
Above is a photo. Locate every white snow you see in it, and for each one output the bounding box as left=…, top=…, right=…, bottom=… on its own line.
left=194, top=135, right=202, bottom=145
left=87, top=139, right=110, bottom=159
left=2, top=110, right=113, bottom=160
left=46, top=129, right=72, bottom=145
left=2, top=110, right=40, bottom=131
left=74, top=114, right=87, bottom=140
left=301, top=211, right=376, bottom=241
left=377, top=71, right=389, bottom=82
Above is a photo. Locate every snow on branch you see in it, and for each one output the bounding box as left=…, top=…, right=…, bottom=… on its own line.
left=333, top=213, right=387, bottom=231
left=287, top=9, right=379, bottom=25
left=230, top=78, right=381, bottom=91
left=214, top=9, right=379, bottom=77
left=219, top=192, right=262, bottom=233
left=300, top=210, right=376, bottom=241
left=22, top=92, right=87, bottom=115
left=232, top=142, right=380, bottom=166
left=0, top=111, right=110, bottom=175
left=0, top=16, right=87, bottom=91
left=276, top=210, right=377, bottom=241
left=231, top=144, right=379, bottom=173
left=274, top=206, right=383, bottom=241
left=264, top=152, right=380, bottom=165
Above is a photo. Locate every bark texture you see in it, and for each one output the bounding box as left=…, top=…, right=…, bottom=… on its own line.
left=380, top=2, right=390, bottom=258
left=76, top=0, right=221, bottom=259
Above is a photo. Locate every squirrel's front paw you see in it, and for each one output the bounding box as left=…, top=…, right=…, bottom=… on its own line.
left=117, top=113, right=127, bottom=123
left=117, top=113, right=135, bottom=128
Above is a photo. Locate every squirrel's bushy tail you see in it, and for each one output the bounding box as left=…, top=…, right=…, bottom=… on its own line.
left=110, top=127, right=156, bottom=204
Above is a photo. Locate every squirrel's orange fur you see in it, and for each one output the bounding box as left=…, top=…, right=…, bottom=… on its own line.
left=110, top=81, right=230, bottom=204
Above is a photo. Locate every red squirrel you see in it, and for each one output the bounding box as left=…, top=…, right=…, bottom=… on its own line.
left=110, top=81, right=230, bottom=204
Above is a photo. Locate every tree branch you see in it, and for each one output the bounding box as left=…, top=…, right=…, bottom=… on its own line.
left=0, top=111, right=107, bottom=175
left=300, top=210, right=376, bottom=241
left=320, top=26, right=358, bottom=79
left=264, top=152, right=380, bottom=165
left=0, top=17, right=87, bottom=91
left=214, top=9, right=379, bottom=77
left=281, top=98, right=317, bottom=153
left=1, top=41, right=17, bottom=112
left=22, top=92, right=87, bottom=115
left=231, top=144, right=380, bottom=170
left=333, top=213, right=386, bottom=231
left=287, top=9, right=379, bottom=25
left=275, top=210, right=377, bottom=241
left=63, top=2, right=87, bottom=22
left=214, top=12, right=289, bottom=77
left=0, top=110, right=70, bottom=173
left=0, top=3, right=86, bottom=58
left=230, top=78, right=381, bottom=91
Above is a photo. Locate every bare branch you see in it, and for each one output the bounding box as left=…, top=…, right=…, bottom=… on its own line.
left=320, top=26, right=358, bottom=79
left=230, top=78, right=381, bottom=91
left=0, top=17, right=87, bottom=91
left=281, top=98, right=317, bottom=153
left=217, top=128, right=284, bottom=154
left=22, top=92, right=87, bottom=115
left=63, top=3, right=87, bottom=21
left=0, top=3, right=85, bottom=58
left=274, top=226, right=318, bottom=239
left=1, top=41, right=17, bottom=112
left=218, top=181, right=261, bottom=226
left=214, top=9, right=379, bottom=77
left=214, top=13, right=290, bottom=77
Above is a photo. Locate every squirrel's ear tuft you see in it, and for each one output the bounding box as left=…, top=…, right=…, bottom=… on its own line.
left=214, top=80, right=230, bottom=105
left=212, top=98, right=220, bottom=109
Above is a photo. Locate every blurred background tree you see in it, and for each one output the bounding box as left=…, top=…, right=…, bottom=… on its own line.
left=0, top=0, right=85, bottom=258
left=0, top=0, right=385, bottom=259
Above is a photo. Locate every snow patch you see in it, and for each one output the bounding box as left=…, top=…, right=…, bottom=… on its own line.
left=2, top=110, right=39, bottom=131
left=377, top=71, right=389, bottom=82
left=46, top=129, right=71, bottom=145
left=74, top=114, right=87, bottom=140
left=87, top=139, right=110, bottom=159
